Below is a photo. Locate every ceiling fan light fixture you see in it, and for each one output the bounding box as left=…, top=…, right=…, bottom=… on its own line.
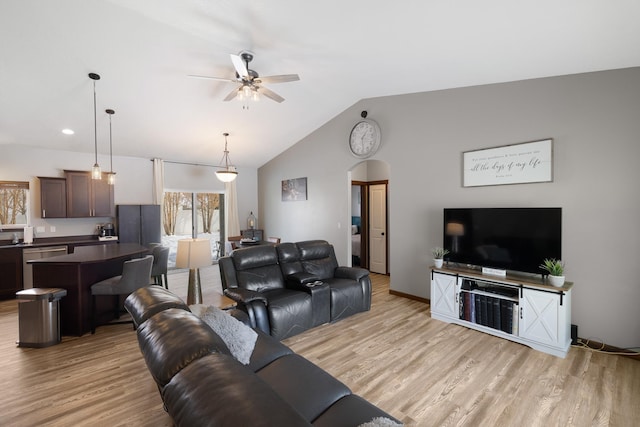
left=215, top=132, right=238, bottom=183
left=236, top=87, right=245, bottom=102
left=242, top=85, right=252, bottom=98
left=188, top=52, right=297, bottom=105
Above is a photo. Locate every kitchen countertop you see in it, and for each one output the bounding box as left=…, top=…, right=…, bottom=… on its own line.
left=28, top=243, right=147, bottom=265
left=0, top=235, right=108, bottom=250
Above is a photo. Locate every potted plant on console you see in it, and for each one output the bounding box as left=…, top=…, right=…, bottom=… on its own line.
left=432, top=247, right=450, bottom=268
left=540, top=258, right=565, bottom=287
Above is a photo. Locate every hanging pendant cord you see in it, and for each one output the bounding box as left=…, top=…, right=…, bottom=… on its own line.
left=93, top=79, right=98, bottom=164
left=109, top=114, right=113, bottom=172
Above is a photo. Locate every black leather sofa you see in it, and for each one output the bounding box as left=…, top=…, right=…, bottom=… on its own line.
left=219, top=240, right=372, bottom=340
left=125, top=285, right=401, bottom=427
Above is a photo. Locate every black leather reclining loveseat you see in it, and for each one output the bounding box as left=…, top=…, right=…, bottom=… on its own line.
left=219, top=240, right=372, bottom=340
left=124, top=285, right=401, bottom=427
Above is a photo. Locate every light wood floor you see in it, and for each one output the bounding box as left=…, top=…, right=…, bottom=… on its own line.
left=0, top=268, right=638, bottom=426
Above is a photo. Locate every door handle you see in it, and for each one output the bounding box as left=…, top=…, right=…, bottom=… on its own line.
left=381, top=232, right=385, bottom=236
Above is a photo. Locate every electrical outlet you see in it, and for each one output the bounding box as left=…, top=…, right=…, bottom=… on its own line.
left=36, top=226, right=45, bottom=233
left=50, top=226, right=56, bottom=233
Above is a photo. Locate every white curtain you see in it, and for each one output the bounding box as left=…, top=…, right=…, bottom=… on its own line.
left=152, top=158, right=164, bottom=205
left=225, top=180, right=240, bottom=237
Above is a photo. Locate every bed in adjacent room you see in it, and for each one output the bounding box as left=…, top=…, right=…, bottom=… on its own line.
left=351, top=224, right=361, bottom=258
left=351, top=216, right=361, bottom=266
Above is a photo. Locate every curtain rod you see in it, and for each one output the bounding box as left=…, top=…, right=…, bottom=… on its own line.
left=151, top=159, right=218, bottom=168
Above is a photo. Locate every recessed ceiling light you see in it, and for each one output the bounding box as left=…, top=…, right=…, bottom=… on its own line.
left=62, top=128, right=74, bottom=135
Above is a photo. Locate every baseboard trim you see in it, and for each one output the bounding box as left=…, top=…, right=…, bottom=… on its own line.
left=389, top=289, right=429, bottom=304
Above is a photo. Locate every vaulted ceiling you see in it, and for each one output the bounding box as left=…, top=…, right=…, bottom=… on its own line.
left=1, top=1, right=639, bottom=168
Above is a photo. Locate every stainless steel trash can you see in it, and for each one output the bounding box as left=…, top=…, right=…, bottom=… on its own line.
left=16, top=288, right=67, bottom=348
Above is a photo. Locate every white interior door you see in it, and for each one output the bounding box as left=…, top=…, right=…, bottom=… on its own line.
left=369, top=183, right=387, bottom=274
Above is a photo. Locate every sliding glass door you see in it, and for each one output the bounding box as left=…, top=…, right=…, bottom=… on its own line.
left=161, top=191, right=223, bottom=267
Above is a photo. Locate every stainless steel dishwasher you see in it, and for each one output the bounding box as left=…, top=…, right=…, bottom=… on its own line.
left=22, top=246, right=68, bottom=289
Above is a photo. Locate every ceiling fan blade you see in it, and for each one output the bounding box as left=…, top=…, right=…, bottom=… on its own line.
left=258, top=86, right=285, bottom=103
left=230, top=54, right=249, bottom=79
left=223, top=87, right=240, bottom=102
left=187, top=74, right=237, bottom=83
left=257, top=74, right=300, bottom=84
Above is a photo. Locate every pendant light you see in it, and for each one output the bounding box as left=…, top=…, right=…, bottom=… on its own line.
left=89, top=73, right=102, bottom=180
left=105, top=109, right=116, bottom=185
left=215, top=132, right=238, bottom=182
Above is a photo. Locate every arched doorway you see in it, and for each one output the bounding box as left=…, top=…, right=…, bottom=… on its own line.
left=349, top=160, right=390, bottom=274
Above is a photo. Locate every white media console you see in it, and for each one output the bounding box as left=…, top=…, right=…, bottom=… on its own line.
left=430, top=265, right=572, bottom=358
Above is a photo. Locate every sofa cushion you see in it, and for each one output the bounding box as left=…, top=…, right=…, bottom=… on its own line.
left=236, top=263, right=286, bottom=293
left=257, top=353, right=351, bottom=422
left=136, top=308, right=232, bottom=387
left=298, top=240, right=339, bottom=280
left=190, top=304, right=258, bottom=365
left=163, top=353, right=311, bottom=427
left=264, top=288, right=314, bottom=340
left=233, top=244, right=279, bottom=270
left=277, top=242, right=303, bottom=276
left=124, top=285, right=189, bottom=327
left=313, top=395, right=403, bottom=427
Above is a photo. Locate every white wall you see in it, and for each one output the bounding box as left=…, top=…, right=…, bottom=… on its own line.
left=0, top=145, right=258, bottom=239
left=259, top=68, right=640, bottom=349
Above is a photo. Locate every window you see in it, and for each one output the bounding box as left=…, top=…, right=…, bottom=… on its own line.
left=0, top=181, right=29, bottom=229
left=162, top=191, right=222, bottom=267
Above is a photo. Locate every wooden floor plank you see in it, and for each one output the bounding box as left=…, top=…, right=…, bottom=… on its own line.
left=0, top=268, right=637, bottom=426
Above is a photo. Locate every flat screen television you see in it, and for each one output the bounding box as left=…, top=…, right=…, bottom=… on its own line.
left=443, top=207, right=561, bottom=275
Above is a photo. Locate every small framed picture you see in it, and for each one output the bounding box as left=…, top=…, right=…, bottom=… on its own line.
left=282, top=177, right=307, bottom=201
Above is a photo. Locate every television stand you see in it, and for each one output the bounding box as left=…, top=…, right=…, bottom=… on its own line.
left=430, top=265, right=573, bottom=358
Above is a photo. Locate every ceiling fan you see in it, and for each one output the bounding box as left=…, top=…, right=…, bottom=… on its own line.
left=189, top=51, right=299, bottom=103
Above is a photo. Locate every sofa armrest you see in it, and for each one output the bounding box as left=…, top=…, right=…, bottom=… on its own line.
left=224, top=288, right=268, bottom=306
left=334, top=267, right=372, bottom=311
left=334, top=266, right=369, bottom=281
left=224, top=289, right=270, bottom=334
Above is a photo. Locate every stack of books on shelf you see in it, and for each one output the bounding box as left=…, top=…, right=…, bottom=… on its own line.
left=459, top=292, right=518, bottom=335
left=458, top=279, right=519, bottom=335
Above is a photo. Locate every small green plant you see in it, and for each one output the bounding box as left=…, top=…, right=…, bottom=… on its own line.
left=539, top=258, right=564, bottom=276
left=432, top=247, right=450, bottom=259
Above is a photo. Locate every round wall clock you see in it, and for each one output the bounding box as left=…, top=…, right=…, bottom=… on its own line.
left=348, top=119, right=381, bottom=158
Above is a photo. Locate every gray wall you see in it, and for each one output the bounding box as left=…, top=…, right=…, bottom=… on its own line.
left=259, top=67, right=640, bottom=349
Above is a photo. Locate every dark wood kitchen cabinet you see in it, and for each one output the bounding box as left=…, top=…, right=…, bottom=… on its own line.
left=65, top=170, right=114, bottom=218
left=38, top=177, right=67, bottom=218
left=0, top=247, right=23, bottom=298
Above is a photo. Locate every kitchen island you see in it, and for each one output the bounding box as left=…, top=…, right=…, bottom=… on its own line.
left=29, top=243, right=149, bottom=336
